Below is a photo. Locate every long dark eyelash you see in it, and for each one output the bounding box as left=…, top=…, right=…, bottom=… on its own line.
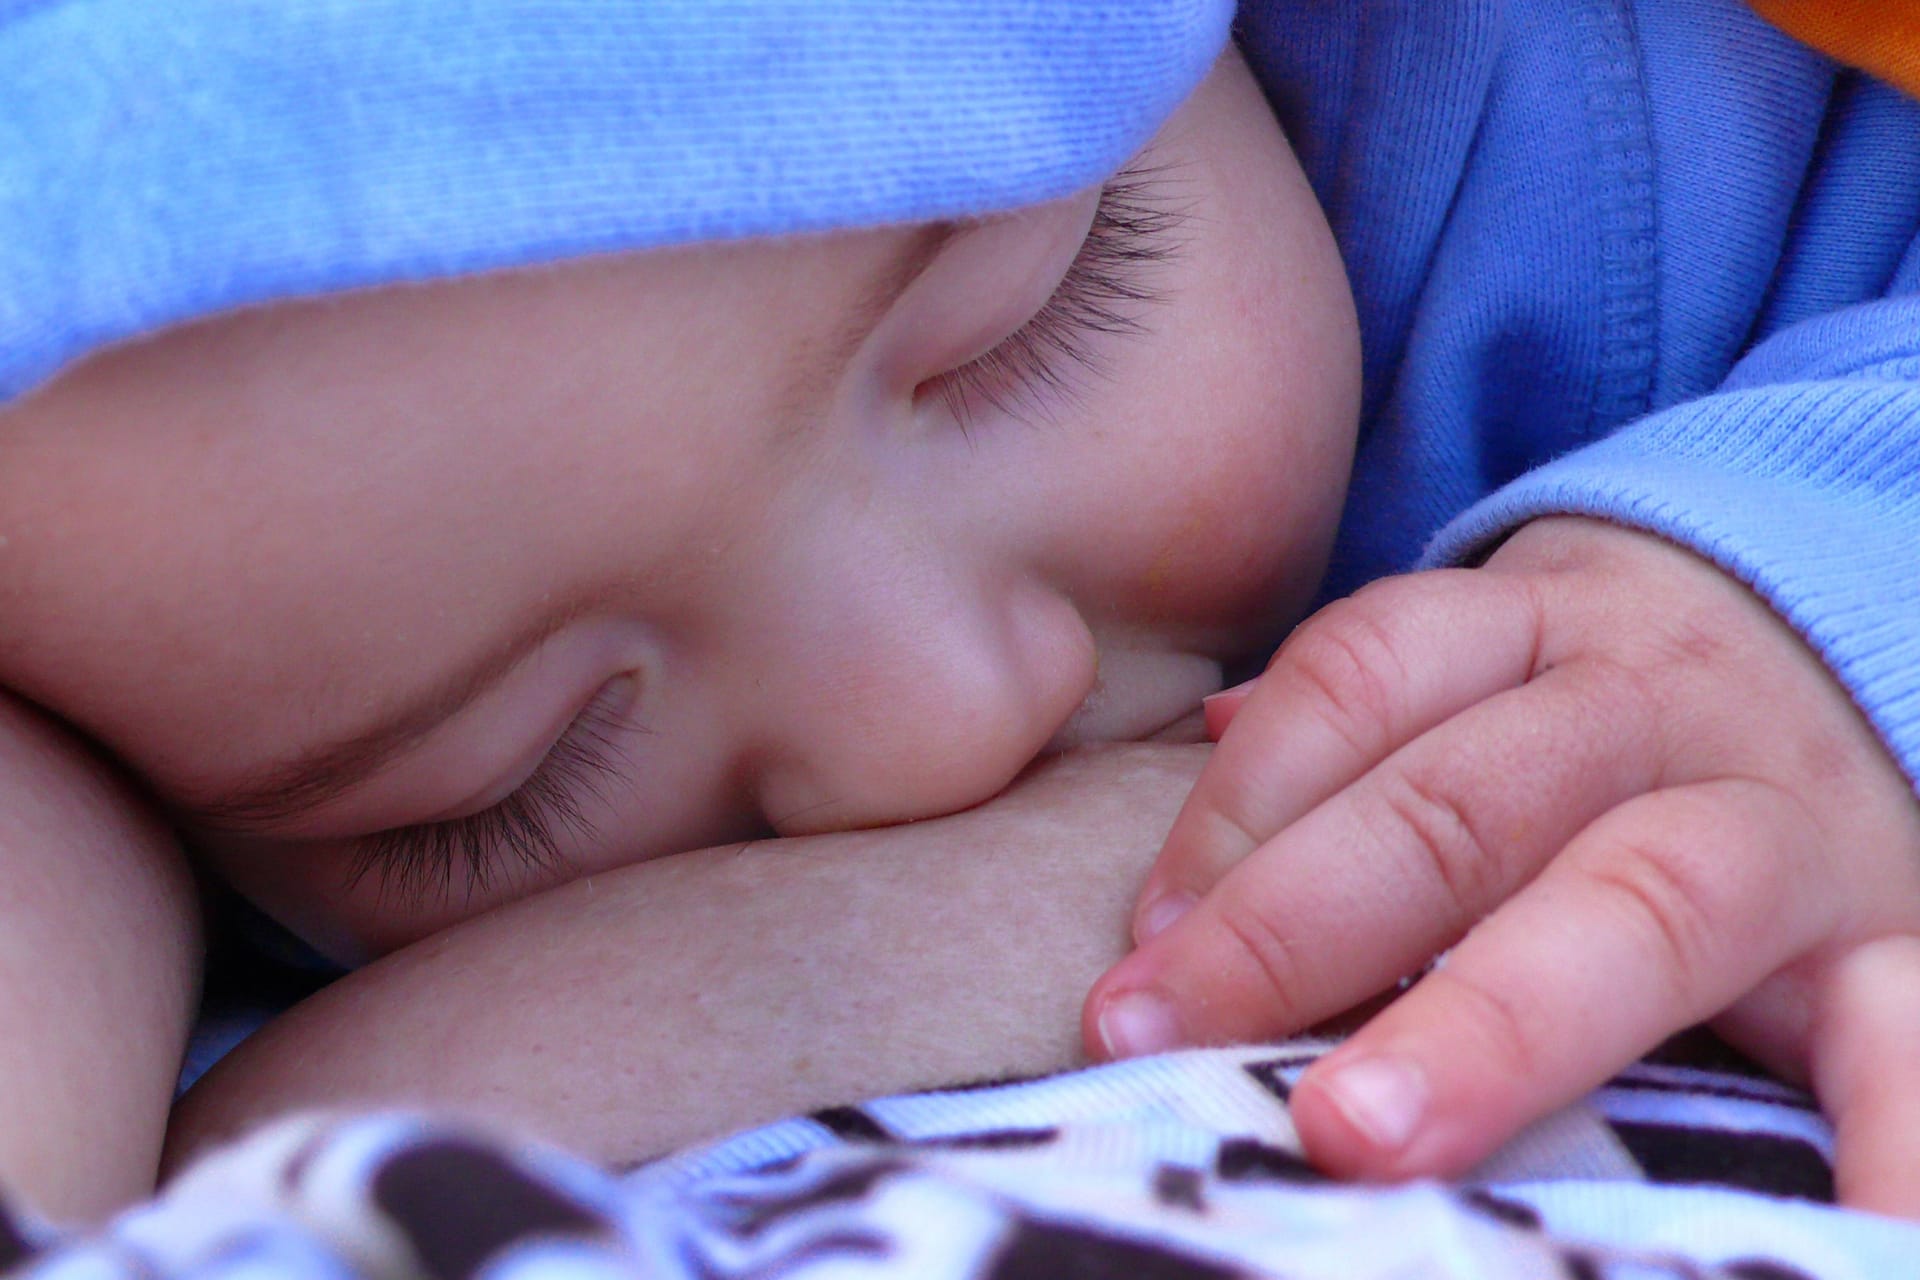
left=931, top=162, right=1190, bottom=431
left=346, top=691, right=632, bottom=908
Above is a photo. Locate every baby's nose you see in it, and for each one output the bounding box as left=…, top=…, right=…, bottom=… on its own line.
left=745, top=572, right=1098, bottom=837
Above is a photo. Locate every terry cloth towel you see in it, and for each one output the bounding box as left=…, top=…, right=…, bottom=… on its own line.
left=0, top=0, right=1231, bottom=407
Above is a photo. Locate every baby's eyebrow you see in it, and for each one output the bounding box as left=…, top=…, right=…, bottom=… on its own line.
left=170, top=605, right=584, bottom=835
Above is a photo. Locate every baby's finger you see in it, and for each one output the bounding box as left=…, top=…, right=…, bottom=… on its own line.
left=1812, top=934, right=1920, bottom=1219
left=1200, top=678, right=1256, bottom=739
left=1290, top=779, right=1818, bottom=1180
left=1137, top=569, right=1541, bottom=940
left=1092, top=658, right=1664, bottom=1057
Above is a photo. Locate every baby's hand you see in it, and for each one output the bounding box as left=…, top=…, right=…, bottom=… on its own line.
left=1084, top=517, right=1920, bottom=1217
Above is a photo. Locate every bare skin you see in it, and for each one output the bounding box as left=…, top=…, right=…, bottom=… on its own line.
left=1088, top=517, right=1920, bottom=1218
left=17, top=28, right=1919, bottom=1228
left=0, top=51, right=1361, bottom=1214
left=0, top=692, right=198, bottom=1222
left=167, top=743, right=1208, bottom=1171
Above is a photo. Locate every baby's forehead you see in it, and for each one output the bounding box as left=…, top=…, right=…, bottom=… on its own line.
left=0, top=0, right=1229, bottom=410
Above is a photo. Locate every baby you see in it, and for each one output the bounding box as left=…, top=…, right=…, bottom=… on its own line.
left=5, top=0, right=1920, bottom=1230
left=1, top=2, right=1347, bottom=1219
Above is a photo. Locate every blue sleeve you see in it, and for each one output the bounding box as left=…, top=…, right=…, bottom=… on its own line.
left=1426, top=274, right=1920, bottom=787
left=1240, top=0, right=1920, bottom=783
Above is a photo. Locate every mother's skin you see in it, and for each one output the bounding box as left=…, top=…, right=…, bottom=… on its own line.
left=166, top=742, right=1210, bottom=1169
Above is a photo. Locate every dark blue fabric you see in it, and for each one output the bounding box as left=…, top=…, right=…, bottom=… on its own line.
left=1241, top=0, right=1920, bottom=788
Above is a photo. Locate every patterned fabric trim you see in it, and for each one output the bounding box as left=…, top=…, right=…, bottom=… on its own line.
left=11, top=1043, right=1920, bottom=1279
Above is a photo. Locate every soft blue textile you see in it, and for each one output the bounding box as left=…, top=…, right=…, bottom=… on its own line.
left=1240, top=0, right=1920, bottom=791
left=0, top=0, right=1232, bottom=404
left=10, top=2, right=1916, bottom=786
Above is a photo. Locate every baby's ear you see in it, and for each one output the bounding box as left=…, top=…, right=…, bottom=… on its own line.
left=0, top=688, right=201, bottom=1222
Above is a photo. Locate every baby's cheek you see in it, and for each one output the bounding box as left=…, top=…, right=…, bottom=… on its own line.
left=1138, top=504, right=1218, bottom=602
left=1131, top=429, right=1326, bottom=633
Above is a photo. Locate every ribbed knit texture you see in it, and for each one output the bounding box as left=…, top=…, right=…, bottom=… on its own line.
left=9, top=1, right=1920, bottom=793
left=0, top=0, right=1232, bottom=404
left=1240, top=0, right=1920, bottom=788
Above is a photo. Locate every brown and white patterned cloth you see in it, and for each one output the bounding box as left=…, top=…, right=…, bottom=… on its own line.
left=8, top=1042, right=1919, bottom=1280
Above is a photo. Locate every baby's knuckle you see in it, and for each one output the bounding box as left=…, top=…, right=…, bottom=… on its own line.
left=1732, top=776, right=1828, bottom=890
left=1210, top=894, right=1314, bottom=1029
left=1423, top=965, right=1546, bottom=1085
left=1784, top=723, right=1864, bottom=795
left=1373, top=770, right=1501, bottom=911
left=1192, top=777, right=1275, bottom=863
left=1585, top=840, right=1726, bottom=1003
left=1642, top=608, right=1744, bottom=685
left=1279, top=598, right=1409, bottom=754
left=1574, top=654, right=1671, bottom=761
left=1494, top=517, right=1612, bottom=577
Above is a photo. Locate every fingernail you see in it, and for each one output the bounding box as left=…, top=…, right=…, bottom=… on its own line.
left=1097, top=991, right=1187, bottom=1059
left=1135, top=890, right=1197, bottom=944
left=1202, top=681, right=1256, bottom=739
left=1322, top=1056, right=1427, bottom=1152
left=1200, top=677, right=1257, bottom=708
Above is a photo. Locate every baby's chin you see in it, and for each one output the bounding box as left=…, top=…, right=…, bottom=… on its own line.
left=1042, top=649, right=1223, bottom=751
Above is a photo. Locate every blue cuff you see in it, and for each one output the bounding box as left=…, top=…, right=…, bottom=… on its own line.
left=1427, top=352, right=1920, bottom=789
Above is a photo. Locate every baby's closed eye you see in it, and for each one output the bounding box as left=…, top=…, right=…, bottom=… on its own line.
left=349, top=675, right=638, bottom=909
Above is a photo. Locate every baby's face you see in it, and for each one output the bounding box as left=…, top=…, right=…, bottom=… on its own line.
left=0, top=52, right=1358, bottom=961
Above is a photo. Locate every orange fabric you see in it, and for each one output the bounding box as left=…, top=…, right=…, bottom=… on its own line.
left=1750, top=0, right=1920, bottom=98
